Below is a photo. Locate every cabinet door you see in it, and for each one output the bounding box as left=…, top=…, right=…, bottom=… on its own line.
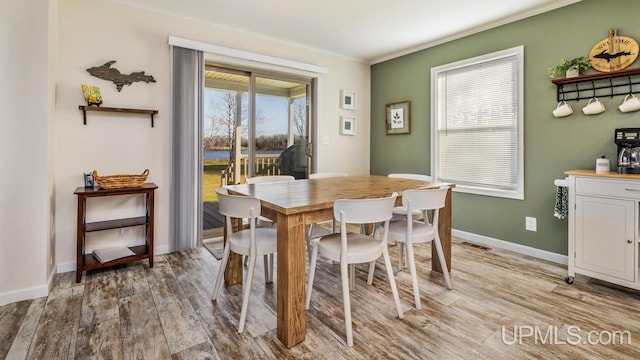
left=575, top=195, right=636, bottom=282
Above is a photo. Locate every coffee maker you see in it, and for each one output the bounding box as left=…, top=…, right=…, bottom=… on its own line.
left=615, top=128, right=640, bottom=174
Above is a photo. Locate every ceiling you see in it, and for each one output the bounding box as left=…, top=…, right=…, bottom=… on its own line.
left=111, top=0, right=581, bottom=63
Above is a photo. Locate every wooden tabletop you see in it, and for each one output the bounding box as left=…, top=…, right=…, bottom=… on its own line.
left=225, top=175, right=454, bottom=215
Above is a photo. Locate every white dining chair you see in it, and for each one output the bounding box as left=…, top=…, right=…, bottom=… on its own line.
left=245, top=175, right=295, bottom=228
left=211, top=187, right=278, bottom=333
left=306, top=172, right=349, bottom=259
left=386, top=187, right=452, bottom=310
left=306, top=193, right=403, bottom=347
left=388, top=173, right=432, bottom=221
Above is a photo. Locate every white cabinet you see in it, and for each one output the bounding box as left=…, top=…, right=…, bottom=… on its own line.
left=567, top=172, right=640, bottom=290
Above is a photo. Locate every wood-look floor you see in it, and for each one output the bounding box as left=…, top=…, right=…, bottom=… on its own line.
left=2, top=239, right=640, bottom=359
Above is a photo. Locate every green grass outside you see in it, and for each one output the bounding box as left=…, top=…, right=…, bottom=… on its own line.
left=203, top=159, right=226, bottom=202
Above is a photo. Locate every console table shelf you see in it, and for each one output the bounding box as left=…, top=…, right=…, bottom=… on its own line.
left=74, top=183, right=157, bottom=282
left=78, top=106, right=159, bottom=127
left=82, top=245, right=149, bottom=271
left=85, top=216, right=147, bottom=232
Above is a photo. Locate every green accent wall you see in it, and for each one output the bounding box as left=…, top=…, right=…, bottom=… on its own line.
left=370, top=0, right=640, bottom=255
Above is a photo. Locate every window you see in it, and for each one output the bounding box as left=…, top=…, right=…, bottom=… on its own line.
left=431, top=46, right=524, bottom=200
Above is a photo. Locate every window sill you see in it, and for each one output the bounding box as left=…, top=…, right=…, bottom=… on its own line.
left=452, top=184, right=524, bottom=200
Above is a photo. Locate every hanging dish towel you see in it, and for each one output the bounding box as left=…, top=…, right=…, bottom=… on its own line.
left=554, top=186, right=568, bottom=219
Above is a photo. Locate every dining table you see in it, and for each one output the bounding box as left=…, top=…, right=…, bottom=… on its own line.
left=224, top=175, right=455, bottom=348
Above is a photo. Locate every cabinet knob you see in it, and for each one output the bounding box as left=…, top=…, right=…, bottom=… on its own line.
left=627, top=239, right=633, bottom=244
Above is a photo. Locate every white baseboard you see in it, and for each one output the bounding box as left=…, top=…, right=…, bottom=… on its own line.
left=0, top=264, right=59, bottom=306
left=56, top=261, right=75, bottom=274
left=453, top=229, right=568, bottom=265
left=155, top=245, right=169, bottom=255
left=0, top=284, right=49, bottom=307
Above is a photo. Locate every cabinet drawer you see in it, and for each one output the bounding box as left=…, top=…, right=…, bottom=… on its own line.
left=575, top=177, right=640, bottom=199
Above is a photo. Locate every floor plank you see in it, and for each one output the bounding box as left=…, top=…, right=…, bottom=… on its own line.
left=119, top=293, right=171, bottom=360
left=26, top=288, right=83, bottom=359
left=145, top=257, right=209, bottom=355
left=3, top=297, right=47, bottom=360
left=0, top=300, right=33, bottom=358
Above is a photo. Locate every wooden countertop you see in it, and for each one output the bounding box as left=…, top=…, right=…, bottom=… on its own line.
left=565, top=169, right=640, bottom=180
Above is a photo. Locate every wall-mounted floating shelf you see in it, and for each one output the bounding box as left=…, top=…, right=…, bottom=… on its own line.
left=78, top=106, right=159, bottom=127
left=551, top=67, right=640, bottom=102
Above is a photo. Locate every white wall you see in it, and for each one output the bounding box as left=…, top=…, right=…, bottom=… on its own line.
left=0, top=0, right=54, bottom=305
left=54, top=0, right=371, bottom=269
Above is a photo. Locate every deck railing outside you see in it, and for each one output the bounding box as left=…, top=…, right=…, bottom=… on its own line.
left=220, top=154, right=281, bottom=185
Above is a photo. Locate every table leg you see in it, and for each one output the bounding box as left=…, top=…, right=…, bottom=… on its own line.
left=224, top=217, right=243, bottom=285
left=433, top=188, right=452, bottom=273
left=276, top=212, right=306, bottom=348
left=76, top=196, right=84, bottom=283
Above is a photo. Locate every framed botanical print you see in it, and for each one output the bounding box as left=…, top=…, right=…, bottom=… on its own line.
left=386, top=101, right=411, bottom=135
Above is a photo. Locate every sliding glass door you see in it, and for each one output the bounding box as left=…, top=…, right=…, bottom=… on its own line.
left=253, top=75, right=311, bottom=179
left=202, top=65, right=314, bottom=235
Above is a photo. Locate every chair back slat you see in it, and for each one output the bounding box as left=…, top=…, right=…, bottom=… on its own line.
left=334, top=193, right=397, bottom=224
left=388, top=173, right=432, bottom=181
left=246, top=175, right=295, bottom=184
left=216, top=187, right=261, bottom=219
left=402, top=188, right=447, bottom=211
left=309, top=172, right=348, bottom=179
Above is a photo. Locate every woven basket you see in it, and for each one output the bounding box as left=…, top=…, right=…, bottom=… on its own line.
left=93, top=169, right=149, bottom=189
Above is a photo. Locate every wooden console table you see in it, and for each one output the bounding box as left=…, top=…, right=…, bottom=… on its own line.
left=74, top=183, right=157, bottom=282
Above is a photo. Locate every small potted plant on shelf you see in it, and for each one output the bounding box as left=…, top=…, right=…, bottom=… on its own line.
left=548, top=57, right=591, bottom=79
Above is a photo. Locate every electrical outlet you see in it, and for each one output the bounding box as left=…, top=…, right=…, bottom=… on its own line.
left=525, top=216, right=537, bottom=232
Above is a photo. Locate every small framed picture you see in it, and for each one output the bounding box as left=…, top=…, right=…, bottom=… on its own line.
left=340, top=116, right=356, bottom=135
left=84, top=172, right=94, bottom=188
left=386, top=101, right=411, bottom=135
left=341, top=89, right=356, bottom=110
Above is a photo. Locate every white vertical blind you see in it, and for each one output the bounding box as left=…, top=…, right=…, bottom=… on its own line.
left=432, top=46, right=523, bottom=199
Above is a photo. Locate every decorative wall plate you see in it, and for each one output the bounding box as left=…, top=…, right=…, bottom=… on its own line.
left=589, top=29, right=639, bottom=73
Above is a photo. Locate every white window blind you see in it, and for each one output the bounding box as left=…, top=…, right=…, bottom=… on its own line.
left=431, top=46, right=524, bottom=199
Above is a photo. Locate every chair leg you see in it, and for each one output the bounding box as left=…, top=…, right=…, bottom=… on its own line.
left=433, top=235, right=452, bottom=290
left=341, top=262, right=354, bottom=347
left=263, top=254, right=270, bottom=283
left=212, top=242, right=232, bottom=301
left=349, top=264, right=355, bottom=292
left=305, top=245, right=319, bottom=309
left=405, top=240, right=421, bottom=309
left=382, top=248, right=403, bottom=319
left=367, top=261, right=376, bottom=285
left=238, top=254, right=257, bottom=333
left=269, top=253, right=274, bottom=283
left=398, top=243, right=405, bottom=271
left=306, top=224, right=314, bottom=262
